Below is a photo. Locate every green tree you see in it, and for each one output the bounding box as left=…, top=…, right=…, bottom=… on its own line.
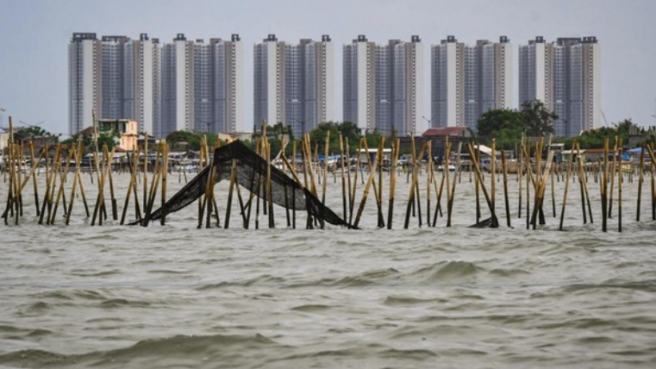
left=476, top=109, right=525, bottom=150
left=166, top=130, right=201, bottom=151
left=12, top=126, right=58, bottom=143
left=309, top=121, right=363, bottom=155
left=520, top=100, right=558, bottom=136
left=364, top=129, right=382, bottom=150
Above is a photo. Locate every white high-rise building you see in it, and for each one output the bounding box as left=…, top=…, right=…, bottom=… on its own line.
left=519, top=36, right=601, bottom=137
left=433, top=35, right=513, bottom=130
left=431, top=36, right=464, bottom=128
left=393, top=36, right=425, bottom=136
left=124, top=33, right=161, bottom=135
left=304, top=35, right=335, bottom=133
left=167, top=34, right=244, bottom=135
left=344, top=35, right=424, bottom=135
left=100, top=36, right=130, bottom=120
left=69, top=33, right=101, bottom=135
left=255, top=34, right=334, bottom=136
left=481, top=37, right=513, bottom=118
left=254, top=34, right=284, bottom=131
left=215, top=34, right=245, bottom=133
left=343, top=35, right=375, bottom=132
left=161, top=33, right=194, bottom=136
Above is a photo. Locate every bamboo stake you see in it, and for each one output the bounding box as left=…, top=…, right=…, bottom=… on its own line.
left=637, top=141, right=645, bottom=222
left=500, top=147, right=511, bottom=227
left=608, top=136, right=618, bottom=218
left=225, top=159, right=237, bottom=229
left=601, top=138, right=609, bottom=232
left=559, top=141, right=576, bottom=230
left=339, top=134, right=347, bottom=221
left=618, top=138, right=623, bottom=232
left=161, top=142, right=169, bottom=225
left=353, top=139, right=382, bottom=229
left=387, top=138, right=400, bottom=229
left=466, top=143, right=499, bottom=227
left=49, top=146, right=75, bottom=224
left=348, top=138, right=363, bottom=224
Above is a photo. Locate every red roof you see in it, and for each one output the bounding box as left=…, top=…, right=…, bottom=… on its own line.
left=422, top=127, right=472, bottom=137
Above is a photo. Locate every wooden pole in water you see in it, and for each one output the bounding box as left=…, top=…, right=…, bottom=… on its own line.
left=29, top=141, right=40, bottom=216
left=348, top=138, right=363, bottom=224
left=225, top=159, right=237, bottom=229
left=651, top=142, right=656, bottom=221
left=500, top=147, right=511, bottom=227
left=608, top=136, right=618, bottom=219
left=466, top=143, right=498, bottom=227
left=353, top=139, right=382, bottom=229
left=339, top=134, right=347, bottom=222
left=376, top=137, right=385, bottom=228
left=49, top=146, right=75, bottom=224
left=475, top=140, right=481, bottom=223
left=387, top=138, right=400, bottom=229
left=644, top=142, right=656, bottom=220
left=490, top=138, right=496, bottom=221
left=120, top=149, right=138, bottom=225
left=161, top=142, right=169, bottom=225
left=559, top=141, right=576, bottom=230
left=143, top=133, right=149, bottom=216
left=426, top=140, right=432, bottom=227
left=404, top=136, right=418, bottom=229
left=601, top=137, right=609, bottom=232
left=444, top=137, right=452, bottom=227
left=637, top=141, right=645, bottom=222
left=447, top=142, right=462, bottom=227
left=143, top=146, right=161, bottom=227
left=518, top=134, right=523, bottom=219
left=618, top=138, right=623, bottom=232
left=550, top=157, right=556, bottom=217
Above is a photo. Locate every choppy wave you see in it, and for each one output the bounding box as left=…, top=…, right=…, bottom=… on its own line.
left=3, top=175, right=656, bottom=368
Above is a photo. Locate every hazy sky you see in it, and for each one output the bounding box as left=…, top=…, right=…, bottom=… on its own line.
left=1, top=0, right=655, bottom=137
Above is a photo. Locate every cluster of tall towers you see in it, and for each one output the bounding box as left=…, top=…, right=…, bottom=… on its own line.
left=69, top=33, right=600, bottom=138
left=68, top=32, right=243, bottom=138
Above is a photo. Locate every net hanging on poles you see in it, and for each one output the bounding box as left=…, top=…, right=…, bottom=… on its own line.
left=143, top=140, right=352, bottom=228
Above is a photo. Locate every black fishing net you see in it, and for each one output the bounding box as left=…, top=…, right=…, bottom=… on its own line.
left=144, top=140, right=352, bottom=228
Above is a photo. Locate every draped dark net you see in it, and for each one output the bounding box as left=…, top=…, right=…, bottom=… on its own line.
left=145, top=140, right=352, bottom=228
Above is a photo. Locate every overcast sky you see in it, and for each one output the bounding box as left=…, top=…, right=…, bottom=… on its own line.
left=1, top=0, right=655, bottom=136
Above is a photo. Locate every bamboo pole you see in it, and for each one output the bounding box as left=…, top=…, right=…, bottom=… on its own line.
left=608, top=136, right=618, bottom=218
left=339, top=134, right=347, bottom=221
left=601, top=137, right=609, bottom=232
left=404, top=136, right=418, bottom=229
left=637, top=141, right=645, bottom=221
left=29, top=141, right=40, bottom=216
left=618, top=138, right=623, bottom=232
left=353, top=139, right=382, bottom=229
left=120, top=149, right=139, bottom=225
left=387, top=138, right=400, bottom=229
left=500, top=147, right=511, bottom=227
left=161, top=142, right=169, bottom=225
left=49, top=145, right=75, bottom=224
left=348, top=138, right=363, bottom=224
left=490, top=138, right=496, bottom=220
left=466, top=143, right=499, bottom=227
left=444, top=137, right=452, bottom=227
left=225, top=159, right=237, bottom=229
left=518, top=135, right=523, bottom=219
left=559, top=141, right=576, bottom=230
left=447, top=142, right=462, bottom=227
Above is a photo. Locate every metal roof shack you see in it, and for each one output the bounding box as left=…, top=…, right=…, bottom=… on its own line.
left=422, top=127, right=475, bottom=139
